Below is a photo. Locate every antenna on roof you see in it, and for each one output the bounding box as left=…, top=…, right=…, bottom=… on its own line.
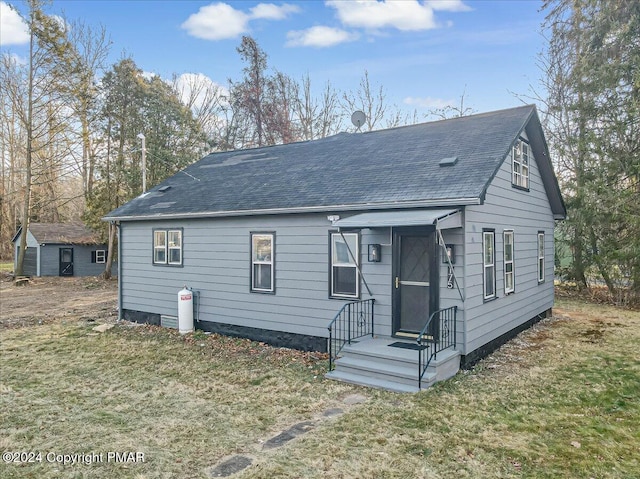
left=351, top=110, right=366, bottom=132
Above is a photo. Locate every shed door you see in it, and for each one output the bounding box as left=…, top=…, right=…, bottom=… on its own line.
left=59, top=248, right=74, bottom=276
left=393, top=231, right=438, bottom=335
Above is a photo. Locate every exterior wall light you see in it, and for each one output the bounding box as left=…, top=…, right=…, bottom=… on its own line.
left=443, top=244, right=455, bottom=264
left=368, top=244, right=381, bottom=262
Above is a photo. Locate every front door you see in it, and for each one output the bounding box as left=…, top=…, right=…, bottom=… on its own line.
left=393, top=230, right=437, bottom=335
left=59, top=248, right=74, bottom=276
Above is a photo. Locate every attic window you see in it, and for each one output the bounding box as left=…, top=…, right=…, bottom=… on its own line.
left=512, top=140, right=530, bottom=189
left=439, top=156, right=458, bottom=167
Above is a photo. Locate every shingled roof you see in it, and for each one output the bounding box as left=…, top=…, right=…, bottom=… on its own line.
left=13, top=222, right=102, bottom=245
left=104, top=105, right=565, bottom=221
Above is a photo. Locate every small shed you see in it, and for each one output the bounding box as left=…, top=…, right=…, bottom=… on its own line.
left=11, top=222, right=114, bottom=277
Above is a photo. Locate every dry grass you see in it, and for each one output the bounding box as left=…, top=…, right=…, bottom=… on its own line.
left=1, top=282, right=638, bottom=478
left=0, top=262, right=13, bottom=273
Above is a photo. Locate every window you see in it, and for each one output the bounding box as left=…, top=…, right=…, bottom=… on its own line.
left=512, top=139, right=530, bottom=189
left=168, top=230, right=182, bottom=265
left=330, top=232, right=359, bottom=298
left=251, top=233, right=274, bottom=293
left=154, top=231, right=166, bottom=264
left=503, top=231, right=514, bottom=294
left=153, top=229, right=182, bottom=265
left=538, top=231, right=545, bottom=283
left=483, top=230, right=496, bottom=300
left=91, top=250, right=106, bottom=264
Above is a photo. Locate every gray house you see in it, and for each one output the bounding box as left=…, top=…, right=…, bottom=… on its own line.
left=105, top=105, right=565, bottom=392
left=12, top=222, right=113, bottom=277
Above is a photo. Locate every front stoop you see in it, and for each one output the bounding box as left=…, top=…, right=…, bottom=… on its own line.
left=326, top=337, right=461, bottom=393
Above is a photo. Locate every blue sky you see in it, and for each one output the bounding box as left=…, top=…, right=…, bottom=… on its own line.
left=1, top=0, right=547, bottom=118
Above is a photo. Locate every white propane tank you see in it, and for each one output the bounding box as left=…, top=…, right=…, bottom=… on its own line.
left=178, top=286, right=194, bottom=334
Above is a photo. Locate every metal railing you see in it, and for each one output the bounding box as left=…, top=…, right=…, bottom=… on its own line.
left=327, top=299, right=375, bottom=371
left=417, top=306, right=457, bottom=389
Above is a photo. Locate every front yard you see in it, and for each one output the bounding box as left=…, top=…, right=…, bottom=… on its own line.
left=1, top=277, right=638, bottom=478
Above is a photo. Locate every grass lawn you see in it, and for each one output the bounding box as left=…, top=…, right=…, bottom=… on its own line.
left=0, top=262, right=13, bottom=273
left=1, top=297, right=639, bottom=478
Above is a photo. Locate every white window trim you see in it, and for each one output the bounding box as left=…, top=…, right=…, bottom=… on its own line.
left=483, top=230, right=496, bottom=300
left=538, top=232, right=545, bottom=283
left=167, top=230, right=182, bottom=265
left=503, top=231, right=514, bottom=294
left=512, top=139, right=530, bottom=189
left=153, top=230, right=167, bottom=265
left=96, top=250, right=106, bottom=264
left=251, top=233, right=275, bottom=293
left=330, top=232, right=360, bottom=299
left=153, top=229, right=183, bottom=266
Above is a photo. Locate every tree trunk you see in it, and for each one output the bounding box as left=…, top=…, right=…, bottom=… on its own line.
left=103, top=221, right=116, bottom=279
left=15, top=15, right=35, bottom=279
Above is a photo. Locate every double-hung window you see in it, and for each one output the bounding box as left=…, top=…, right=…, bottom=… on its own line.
left=153, top=229, right=183, bottom=265
left=91, top=250, right=106, bottom=264
left=483, top=230, right=496, bottom=300
left=537, top=231, right=545, bottom=283
left=251, top=232, right=275, bottom=293
left=512, top=139, right=530, bottom=189
left=330, top=232, right=359, bottom=298
left=503, top=231, right=514, bottom=294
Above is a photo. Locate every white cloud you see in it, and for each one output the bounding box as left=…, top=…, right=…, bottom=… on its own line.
left=141, top=71, right=158, bottom=81
left=403, top=96, right=454, bottom=109
left=286, top=26, right=359, bottom=48
left=181, top=3, right=248, bottom=40
left=250, top=3, right=300, bottom=20
left=426, top=0, right=472, bottom=12
left=326, top=0, right=437, bottom=31
left=5, top=52, right=27, bottom=65
left=182, top=2, right=299, bottom=41
left=0, top=2, right=29, bottom=46
left=174, top=72, right=229, bottom=109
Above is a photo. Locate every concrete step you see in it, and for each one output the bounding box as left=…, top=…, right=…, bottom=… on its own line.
left=338, top=341, right=420, bottom=368
left=328, top=338, right=461, bottom=392
left=325, top=370, right=421, bottom=393
left=333, top=355, right=433, bottom=388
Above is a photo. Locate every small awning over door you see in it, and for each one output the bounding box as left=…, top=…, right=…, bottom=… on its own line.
left=333, top=208, right=461, bottom=230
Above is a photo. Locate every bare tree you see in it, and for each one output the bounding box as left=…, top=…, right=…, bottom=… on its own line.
left=67, top=20, right=111, bottom=199
left=341, top=70, right=389, bottom=132
left=11, top=0, right=77, bottom=277
left=292, top=74, right=343, bottom=140
left=172, top=72, right=228, bottom=151
left=427, top=86, right=476, bottom=120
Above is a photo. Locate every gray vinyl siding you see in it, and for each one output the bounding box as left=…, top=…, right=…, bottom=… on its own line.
left=462, top=130, right=555, bottom=355
left=120, top=213, right=393, bottom=339
left=14, top=230, right=38, bottom=275
left=39, top=244, right=113, bottom=277
left=438, top=227, right=465, bottom=347
left=23, top=247, right=37, bottom=276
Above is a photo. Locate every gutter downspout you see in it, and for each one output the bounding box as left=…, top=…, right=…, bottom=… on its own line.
left=116, top=221, right=123, bottom=321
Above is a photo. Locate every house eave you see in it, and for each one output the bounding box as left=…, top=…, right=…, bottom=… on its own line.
left=103, top=198, right=481, bottom=222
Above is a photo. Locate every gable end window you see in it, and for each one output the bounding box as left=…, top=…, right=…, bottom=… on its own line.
left=503, top=231, right=514, bottom=294
left=483, top=229, right=496, bottom=300
left=537, top=231, right=545, bottom=283
left=91, top=250, right=106, bottom=264
left=330, top=232, right=360, bottom=299
left=512, top=139, right=530, bottom=189
left=153, top=229, right=183, bottom=266
left=251, top=232, right=275, bottom=293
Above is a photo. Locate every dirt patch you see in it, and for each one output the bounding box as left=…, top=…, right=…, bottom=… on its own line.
left=0, top=276, right=117, bottom=329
